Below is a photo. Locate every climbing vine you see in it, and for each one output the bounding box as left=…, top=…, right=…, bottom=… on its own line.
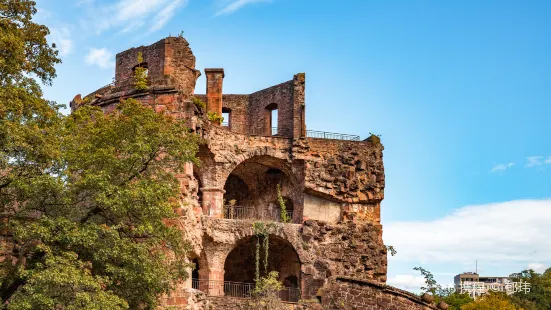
left=276, top=184, right=289, bottom=223
left=252, top=222, right=274, bottom=285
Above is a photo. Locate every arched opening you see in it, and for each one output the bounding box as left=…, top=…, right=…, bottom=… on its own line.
left=222, top=107, right=231, bottom=127
left=223, top=156, right=296, bottom=222
left=192, top=258, right=200, bottom=280
left=191, top=258, right=200, bottom=289
left=224, top=235, right=301, bottom=301
left=265, top=103, right=278, bottom=136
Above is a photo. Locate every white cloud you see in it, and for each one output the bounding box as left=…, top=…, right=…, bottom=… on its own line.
left=491, top=162, right=514, bottom=173
left=527, top=263, right=546, bottom=274
left=526, top=156, right=544, bottom=168
left=385, top=199, right=551, bottom=264
left=545, top=156, right=551, bottom=164
left=149, top=0, right=186, bottom=33
left=48, top=27, right=73, bottom=57
left=84, top=0, right=187, bottom=35
left=387, top=274, right=425, bottom=291
left=85, top=48, right=114, bottom=69
left=215, top=0, right=271, bottom=16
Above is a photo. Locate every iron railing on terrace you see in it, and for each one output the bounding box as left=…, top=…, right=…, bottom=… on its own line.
left=306, top=129, right=360, bottom=141
left=191, top=279, right=301, bottom=302
left=223, top=206, right=293, bottom=223
left=248, top=127, right=360, bottom=141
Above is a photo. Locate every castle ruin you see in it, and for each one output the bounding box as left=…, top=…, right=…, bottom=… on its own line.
left=71, top=36, right=441, bottom=310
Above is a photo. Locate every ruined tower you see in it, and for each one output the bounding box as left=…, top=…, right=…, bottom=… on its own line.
left=72, top=36, right=441, bottom=310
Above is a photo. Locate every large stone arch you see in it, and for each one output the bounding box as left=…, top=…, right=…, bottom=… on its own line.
left=221, top=154, right=301, bottom=222
left=223, top=234, right=301, bottom=286
left=218, top=147, right=293, bottom=185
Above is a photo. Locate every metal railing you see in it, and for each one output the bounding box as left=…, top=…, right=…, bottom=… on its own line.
left=306, top=129, right=360, bottom=141
left=222, top=121, right=229, bottom=127
left=191, top=279, right=300, bottom=302
left=248, top=127, right=360, bottom=141
left=224, top=206, right=293, bottom=222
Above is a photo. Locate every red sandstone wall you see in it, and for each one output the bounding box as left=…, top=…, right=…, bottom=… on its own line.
left=317, top=278, right=439, bottom=310
left=114, top=37, right=199, bottom=96
left=220, top=94, right=249, bottom=135
left=248, top=73, right=305, bottom=138
left=194, top=94, right=250, bottom=135
left=296, top=138, right=384, bottom=222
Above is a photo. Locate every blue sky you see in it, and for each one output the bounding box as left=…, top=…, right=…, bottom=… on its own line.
left=35, top=0, right=551, bottom=292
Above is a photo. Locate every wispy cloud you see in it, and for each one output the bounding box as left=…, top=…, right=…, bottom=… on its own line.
left=525, top=156, right=551, bottom=168
left=215, top=0, right=271, bottom=16
left=491, top=162, right=514, bottom=173
left=527, top=263, right=546, bottom=273
left=385, top=199, right=551, bottom=264
left=85, top=48, right=114, bottom=69
left=149, top=0, right=186, bottom=33
left=48, top=27, right=73, bottom=57
left=387, top=274, right=426, bottom=292
left=82, top=0, right=188, bottom=35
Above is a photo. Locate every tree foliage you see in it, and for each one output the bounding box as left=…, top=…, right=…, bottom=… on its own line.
left=0, top=1, right=200, bottom=308
left=508, top=268, right=551, bottom=310
left=133, top=52, right=148, bottom=91
left=414, top=267, right=472, bottom=309
left=248, top=271, right=286, bottom=310
left=461, top=292, right=519, bottom=310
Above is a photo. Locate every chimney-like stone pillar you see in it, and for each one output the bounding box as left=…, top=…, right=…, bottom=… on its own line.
left=205, top=68, right=224, bottom=120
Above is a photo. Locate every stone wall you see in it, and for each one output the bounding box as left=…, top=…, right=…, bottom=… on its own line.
left=247, top=73, right=305, bottom=138
left=159, top=288, right=208, bottom=310
left=196, top=217, right=386, bottom=301
left=316, top=278, right=439, bottom=310
left=300, top=219, right=387, bottom=299
left=114, top=37, right=200, bottom=96
left=294, top=138, right=384, bottom=222
left=194, top=94, right=250, bottom=135
left=221, top=94, right=249, bottom=135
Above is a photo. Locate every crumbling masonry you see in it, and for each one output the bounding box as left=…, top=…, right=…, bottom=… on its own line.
left=70, top=36, right=440, bottom=310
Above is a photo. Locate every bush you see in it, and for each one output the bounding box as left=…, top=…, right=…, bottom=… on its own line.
left=207, top=111, right=224, bottom=124
left=191, top=97, right=206, bottom=111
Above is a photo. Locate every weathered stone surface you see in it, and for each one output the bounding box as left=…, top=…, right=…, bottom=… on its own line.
left=63, top=35, right=428, bottom=310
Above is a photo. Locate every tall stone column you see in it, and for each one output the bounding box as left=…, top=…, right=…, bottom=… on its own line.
left=205, top=68, right=224, bottom=121
left=198, top=267, right=225, bottom=296
left=201, top=188, right=225, bottom=218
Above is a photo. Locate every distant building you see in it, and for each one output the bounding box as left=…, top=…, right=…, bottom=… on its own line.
left=454, top=272, right=515, bottom=299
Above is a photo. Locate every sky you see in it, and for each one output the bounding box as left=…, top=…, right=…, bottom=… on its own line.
left=35, top=0, right=551, bottom=293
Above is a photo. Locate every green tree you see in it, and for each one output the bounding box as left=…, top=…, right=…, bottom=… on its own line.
left=248, top=271, right=287, bottom=310
left=413, top=266, right=473, bottom=309
left=461, top=292, right=520, bottom=310
left=2, top=98, right=200, bottom=309
left=0, top=0, right=63, bottom=212
left=0, top=2, right=201, bottom=308
left=444, top=292, right=473, bottom=310
left=414, top=266, right=443, bottom=297
left=508, top=268, right=551, bottom=310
